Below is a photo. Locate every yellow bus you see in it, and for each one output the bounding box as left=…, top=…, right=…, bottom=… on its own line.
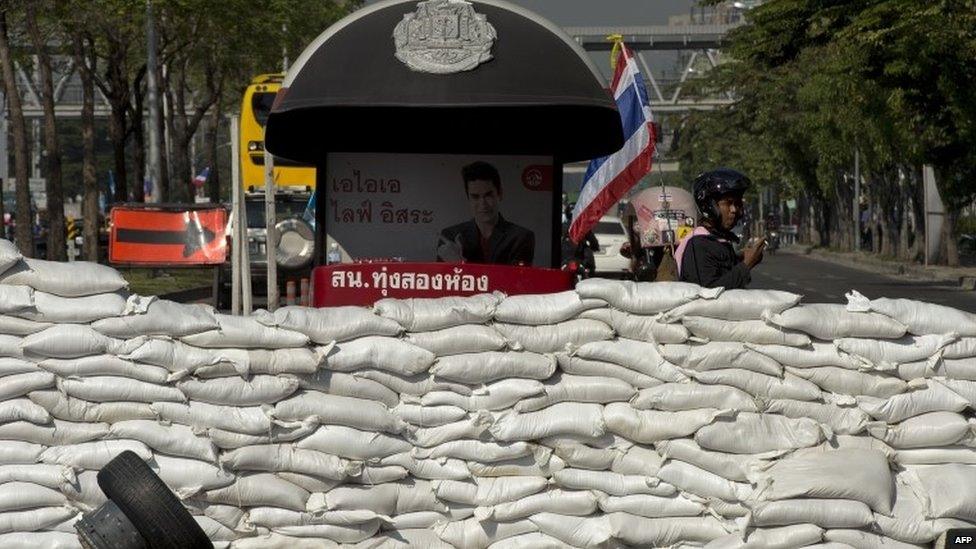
left=240, top=73, right=316, bottom=190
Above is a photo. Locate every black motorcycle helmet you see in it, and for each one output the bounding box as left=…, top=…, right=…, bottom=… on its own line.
left=693, top=168, right=751, bottom=222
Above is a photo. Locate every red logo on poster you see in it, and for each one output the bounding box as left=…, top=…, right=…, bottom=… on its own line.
left=521, top=165, right=553, bottom=191
left=109, top=205, right=228, bottom=266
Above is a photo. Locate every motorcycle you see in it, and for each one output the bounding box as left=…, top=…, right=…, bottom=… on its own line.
left=767, top=230, right=780, bottom=255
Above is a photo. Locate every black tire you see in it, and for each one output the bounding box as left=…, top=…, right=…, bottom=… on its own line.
left=96, top=451, right=212, bottom=549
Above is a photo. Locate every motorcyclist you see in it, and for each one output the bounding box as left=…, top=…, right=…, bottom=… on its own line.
left=675, top=168, right=765, bottom=288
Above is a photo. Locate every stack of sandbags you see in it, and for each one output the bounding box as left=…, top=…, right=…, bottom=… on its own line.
left=1, top=239, right=975, bottom=548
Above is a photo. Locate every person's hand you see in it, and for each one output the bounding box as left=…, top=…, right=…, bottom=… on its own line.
left=437, top=234, right=465, bottom=262
left=743, top=238, right=766, bottom=269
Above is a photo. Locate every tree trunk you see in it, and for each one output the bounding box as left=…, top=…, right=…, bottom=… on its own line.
left=0, top=10, right=32, bottom=255
left=72, top=33, right=99, bottom=262
left=26, top=2, right=66, bottom=261
left=941, top=207, right=961, bottom=267
left=108, top=109, right=128, bottom=202
left=206, top=95, right=221, bottom=202
left=164, top=80, right=179, bottom=202
left=908, top=167, right=925, bottom=263
left=156, top=62, right=170, bottom=202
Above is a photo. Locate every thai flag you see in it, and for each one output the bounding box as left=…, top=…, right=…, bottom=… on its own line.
left=192, top=167, right=210, bottom=187
left=570, top=42, right=656, bottom=243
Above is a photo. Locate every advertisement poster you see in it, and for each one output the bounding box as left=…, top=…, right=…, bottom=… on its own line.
left=325, top=153, right=554, bottom=267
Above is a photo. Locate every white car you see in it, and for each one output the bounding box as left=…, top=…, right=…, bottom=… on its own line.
left=593, top=215, right=631, bottom=275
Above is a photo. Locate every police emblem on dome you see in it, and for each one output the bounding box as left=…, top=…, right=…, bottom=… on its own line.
left=394, top=0, right=496, bottom=74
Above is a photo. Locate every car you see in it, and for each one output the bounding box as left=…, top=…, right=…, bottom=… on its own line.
left=593, top=215, right=631, bottom=275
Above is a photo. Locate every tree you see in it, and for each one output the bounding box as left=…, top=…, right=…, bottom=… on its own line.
left=0, top=7, right=31, bottom=255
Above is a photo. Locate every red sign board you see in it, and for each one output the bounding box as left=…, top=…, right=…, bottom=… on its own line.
left=312, top=262, right=574, bottom=307
left=109, top=206, right=228, bottom=266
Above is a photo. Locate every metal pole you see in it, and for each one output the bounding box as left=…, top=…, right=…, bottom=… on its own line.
left=146, top=0, right=161, bottom=203
left=282, top=24, right=289, bottom=72
left=240, top=177, right=252, bottom=314
left=853, top=148, right=861, bottom=252
left=229, top=116, right=241, bottom=315
left=264, top=150, right=278, bottom=311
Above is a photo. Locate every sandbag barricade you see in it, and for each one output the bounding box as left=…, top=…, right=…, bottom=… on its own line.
left=0, top=241, right=973, bottom=548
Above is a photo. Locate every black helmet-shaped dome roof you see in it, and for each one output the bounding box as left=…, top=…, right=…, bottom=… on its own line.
left=265, top=0, right=623, bottom=164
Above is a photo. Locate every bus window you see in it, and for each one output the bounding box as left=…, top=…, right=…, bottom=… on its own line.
left=251, top=92, right=276, bottom=128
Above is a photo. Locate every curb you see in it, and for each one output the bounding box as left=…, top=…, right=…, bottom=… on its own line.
left=784, top=246, right=972, bottom=287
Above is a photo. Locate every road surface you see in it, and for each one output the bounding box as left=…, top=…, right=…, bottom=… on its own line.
left=750, top=251, right=976, bottom=313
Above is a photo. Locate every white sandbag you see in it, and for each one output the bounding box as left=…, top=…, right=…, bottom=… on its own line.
left=942, top=378, right=976, bottom=408
left=495, top=290, right=603, bottom=325
left=431, top=351, right=556, bottom=384
left=746, top=341, right=863, bottom=370
left=92, top=299, right=218, bottom=338
left=353, top=369, right=472, bottom=396
left=247, top=507, right=383, bottom=529
left=542, top=438, right=619, bottom=471
left=555, top=354, right=662, bottom=388
left=0, top=240, right=21, bottom=274
left=749, top=499, right=874, bottom=528
left=312, top=481, right=443, bottom=515
left=695, top=412, right=824, bottom=454
left=296, top=424, right=412, bottom=461
left=856, top=380, right=969, bottom=422
left=413, top=440, right=536, bottom=463
left=61, top=376, right=184, bottom=403
left=515, top=374, right=635, bottom=412
left=22, top=325, right=118, bottom=359
left=185, top=501, right=249, bottom=535
left=0, top=464, right=75, bottom=489
left=606, top=513, right=733, bottom=546
left=0, top=440, right=45, bottom=464
left=684, top=316, right=811, bottom=346
left=604, top=402, right=730, bottom=443
left=655, top=439, right=772, bottom=483
left=657, top=459, right=750, bottom=502
left=632, top=383, right=758, bottom=413
left=578, top=307, right=690, bottom=344
left=327, top=337, right=435, bottom=376
left=0, top=314, right=51, bottom=336
left=351, top=465, right=409, bottom=484
left=575, top=278, right=721, bottom=315
left=491, top=403, right=605, bottom=442
left=908, top=463, right=976, bottom=522
left=194, top=347, right=322, bottom=378
left=837, top=334, right=955, bottom=368
left=551, top=468, right=675, bottom=497
left=230, top=533, right=339, bottom=549
left=0, top=335, right=24, bottom=359
left=299, top=370, right=397, bottom=408
left=704, top=524, right=825, bottom=549
left=944, top=337, right=976, bottom=359
left=466, top=454, right=566, bottom=477
left=609, top=444, right=664, bottom=477
left=898, top=356, right=976, bottom=381
left=58, top=470, right=104, bottom=511
left=435, top=477, right=548, bottom=507
left=0, top=505, right=77, bottom=534
left=265, top=305, right=402, bottom=344
left=0, top=285, right=33, bottom=314
left=375, top=293, right=498, bottom=331
left=420, top=379, right=541, bottom=413
left=0, top=482, right=68, bottom=512
left=661, top=342, right=783, bottom=376
left=894, top=446, right=976, bottom=465
left=0, top=531, right=82, bottom=549
left=202, top=473, right=310, bottom=511
left=392, top=403, right=467, bottom=427
left=380, top=453, right=471, bottom=481
left=410, top=412, right=493, bottom=447
left=0, top=257, right=127, bottom=297
left=494, top=320, right=613, bottom=353
left=28, top=391, right=155, bottom=423
left=40, top=355, right=169, bottom=384
left=275, top=472, right=342, bottom=494
left=116, top=336, right=234, bottom=376
left=765, top=303, right=908, bottom=340
left=0, top=419, right=107, bottom=446
left=0, top=398, right=50, bottom=424
left=763, top=398, right=870, bottom=435
left=16, top=291, right=131, bottom=323
left=874, top=473, right=976, bottom=544
left=177, top=375, right=299, bottom=405
left=868, top=411, right=971, bottom=448
left=405, top=325, right=508, bottom=356
left=354, top=529, right=454, bottom=549
left=221, top=445, right=358, bottom=480
left=434, top=517, right=537, bottom=549
left=0, top=358, right=36, bottom=378
left=107, top=420, right=217, bottom=461
left=39, top=440, right=152, bottom=469
left=573, top=339, right=688, bottom=383
left=274, top=391, right=405, bottom=433
left=824, top=529, right=926, bottom=549
left=748, top=448, right=894, bottom=514
left=152, top=401, right=272, bottom=436
left=663, top=289, right=800, bottom=322
left=689, top=369, right=821, bottom=401
left=786, top=366, right=905, bottom=398
left=206, top=422, right=316, bottom=450
left=386, top=507, right=476, bottom=530
left=182, top=313, right=310, bottom=349
left=152, top=454, right=235, bottom=496
left=599, top=493, right=704, bottom=518
left=847, top=290, right=976, bottom=337
left=195, top=515, right=246, bottom=542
